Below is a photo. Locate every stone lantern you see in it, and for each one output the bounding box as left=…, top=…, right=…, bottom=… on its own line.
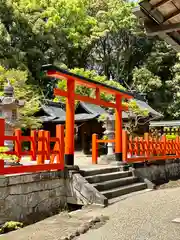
left=0, top=81, right=24, bottom=149
left=103, top=112, right=115, bottom=155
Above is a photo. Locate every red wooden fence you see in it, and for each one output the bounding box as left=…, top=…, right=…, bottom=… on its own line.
left=92, top=133, right=115, bottom=164
left=92, top=131, right=180, bottom=164
left=0, top=119, right=64, bottom=175
left=122, top=131, right=180, bottom=163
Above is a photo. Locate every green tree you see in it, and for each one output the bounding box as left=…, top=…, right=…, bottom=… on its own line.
left=0, top=66, right=41, bottom=128
left=131, top=40, right=177, bottom=118
left=166, top=53, right=180, bottom=119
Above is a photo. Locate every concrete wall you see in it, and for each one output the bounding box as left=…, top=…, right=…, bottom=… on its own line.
left=0, top=169, right=106, bottom=225
left=133, top=159, right=180, bottom=186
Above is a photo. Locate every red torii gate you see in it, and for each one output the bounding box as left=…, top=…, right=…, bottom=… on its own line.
left=42, top=65, right=133, bottom=165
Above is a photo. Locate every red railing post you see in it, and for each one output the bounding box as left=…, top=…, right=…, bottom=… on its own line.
left=92, top=134, right=98, bottom=164
left=0, top=159, right=4, bottom=175
left=0, top=118, right=5, bottom=147
left=134, top=137, right=138, bottom=156
left=44, top=131, right=50, bottom=161
left=161, top=135, right=166, bottom=156
left=37, top=130, right=45, bottom=164
left=30, top=130, right=36, bottom=161
left=122, top=130, right=128, bottom=162
left=144, top=133, right=149, bottom=159
left=15, top=129, right=21, bottom=161
left=129, top=135, right=133, bottom=157
left=139, top=137, right=143, bottom=156
left=56, top=125, right=65, bottom=165
left=175, top=136, right=179, bottom=157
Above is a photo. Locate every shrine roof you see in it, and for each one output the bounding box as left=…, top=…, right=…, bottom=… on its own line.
left=133, top=0, right=180, bottom=52
left=38, top=99, right=162, bottom=123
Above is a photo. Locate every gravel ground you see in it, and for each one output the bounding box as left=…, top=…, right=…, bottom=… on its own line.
left=157, top=179, right=180, bottom=189
left=77, top=188, right=180, bottom=240
left=3, top=188, right=180, bottom=240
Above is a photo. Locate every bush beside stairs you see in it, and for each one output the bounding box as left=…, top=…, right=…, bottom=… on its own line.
left=80, top=166, right=147, bottom=205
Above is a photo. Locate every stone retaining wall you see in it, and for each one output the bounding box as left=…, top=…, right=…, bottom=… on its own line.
left=0, top=168, right=106, bottom=225
left=133, top=159, right=180, bottom=186
left=0, top=171, right=66, bottom=225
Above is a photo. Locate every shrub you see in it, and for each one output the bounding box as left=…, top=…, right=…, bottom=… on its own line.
left=0, top=146, right=18, bottom=162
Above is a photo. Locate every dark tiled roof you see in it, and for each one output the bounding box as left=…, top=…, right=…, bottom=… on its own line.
left=41, top=104, right=65, bottom=119
left=136, top=100, right=163, bottom=118
left=40, top=113, right=98, bottom=123
left=40, top=101, right=99, bottom=123
left=79, top=102, right=107, bottom=115
left=39, top=98, right=162, bottom=123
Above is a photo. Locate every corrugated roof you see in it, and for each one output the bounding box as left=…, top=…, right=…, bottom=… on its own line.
left=150, top=120, right=180, bottom=127
left=133, top=0, right=180, bottom=52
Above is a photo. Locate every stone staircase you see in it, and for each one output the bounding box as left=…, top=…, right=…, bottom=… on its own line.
left=81, top=167, right=147, bottom=205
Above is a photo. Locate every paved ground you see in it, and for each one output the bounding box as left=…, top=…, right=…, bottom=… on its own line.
left=21, top=152, right=107, bottom=170
left=2, top=188, right=180, bottom=240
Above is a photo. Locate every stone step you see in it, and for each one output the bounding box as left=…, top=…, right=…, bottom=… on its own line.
left=93, top=176, right=138, bottom=191
left=101, top=182, right=147, bottom=199
left=108, top=189, right=152, bottom=205
left=80, top=167, right=123, bottom=177
left=85, top=171, right=132, bottom=184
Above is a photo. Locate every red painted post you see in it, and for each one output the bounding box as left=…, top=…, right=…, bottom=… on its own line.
left=0, top=118, right=5, bottom=147
left=134, top=137, right=138, bottom=156
left=15, top=129, right=21, bottom=161
left=44, top=131, right=50, bottom=161
left=92, top=134, right=98, bottom=164
left=175, top=136, right=179, bottom=156
left=0, top=160, right=4, bottom=175
left=122, top=130, right=127, bottom=162
left=144, top=133, right=149, bottom=158
left=65, top=79, right=75, bottom=165
left=129, top=135, right=133, bottom=157
left=161, top=135, right=166, bottom=157
left=37, top=130, right=45, bottom=164
left=30, top=130, right=36, bottom=161
left=115, top=95, right=122, bottom=161
left=56, top=125, right=64, bottom=165
left=139, top=137, right=143, bottom=156
left=50, top=144, right=56, bottom=163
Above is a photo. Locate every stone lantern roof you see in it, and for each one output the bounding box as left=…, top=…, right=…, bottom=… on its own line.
left=0, top=81, right=24, bottom=107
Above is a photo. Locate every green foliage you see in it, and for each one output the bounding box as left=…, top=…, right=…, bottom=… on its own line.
left=128, top=99, right=149, bottom=117
left=0, top=0, right=178, bottom=120
left=132, top=67, right=162, bottom=93
left=165, top=53, right=180, bottom=118
left=130, top=40, right=177, bottom=118
left=0, top=146, right=18, bottom=162
left=0, top=66, right=41, bottom=128
left=0, top=221, right=23, bottom=234
left=166, top=135, right=176, bottom=140
left=54, top=67, right=126, bottom=103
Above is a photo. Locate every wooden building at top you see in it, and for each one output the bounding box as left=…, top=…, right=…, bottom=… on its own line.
left=133, top=0, right=180, bottom=52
